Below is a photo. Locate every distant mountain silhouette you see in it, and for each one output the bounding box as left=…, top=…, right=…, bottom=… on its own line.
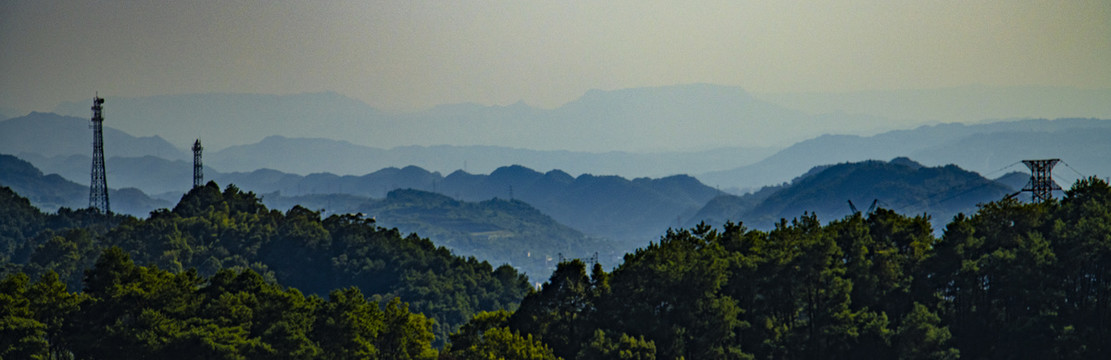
left=214, top=164, right=723, bottom=246
left=994, top=172, right=1030, bottom=192
left=210, top=135, right=776, bottom=178
left=0, top=107, right=19, bottom=120
left=691, top=158, right=1014, bottom=232
left=53, top=92, right=381, bottom=151
left=51, top=84, right=880, bottom=153
left=756, top=85, right=1111, bottom=124
left=0, top=154, right=171, bottom=216
left=0, top=112, right=186, bottom=160
left=19, top=153, right=202, bottom=196
left=16, top=148, right=725, bottom=246
left=698, top=118, right=1111, bottom=191
left=3, top=110, right=775, bottom=180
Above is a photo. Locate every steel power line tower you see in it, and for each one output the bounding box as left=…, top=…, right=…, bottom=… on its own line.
left=1021, top=159, right=1062, bottom=202
left=89, top=95, right=110, bottom=213
left=192, top=139, right=204, bottom=188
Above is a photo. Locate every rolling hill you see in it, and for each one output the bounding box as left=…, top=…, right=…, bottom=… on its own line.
left=257, top=188, right=617, bottom=278
left=258, top=189, right=612, bottom=279
left=209, top=135, right=777, bottom=178
left=691, top=158, right=1015, bottom=232
left=0, top=112, right=186, bottom=160
left=219, top=164, right=723, bottom=247
left=362, top=189, right=611, bottom=279
left=0, top=154, right=171, bottom=216
left=698, top=117, right=1111, bottom=191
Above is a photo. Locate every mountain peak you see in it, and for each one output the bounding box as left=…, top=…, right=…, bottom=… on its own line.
left=890, top=157, right=923, bottom=169
left=489, top=165, right=542, bottom=179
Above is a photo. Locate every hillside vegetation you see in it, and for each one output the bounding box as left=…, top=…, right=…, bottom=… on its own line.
left=3, top=177, right=1111, bottom=358
left=497, top=177, right=1111, bottom=359
left=0, top=182, right=531, bottom=346
left=263, top=189, right=613, bottom=279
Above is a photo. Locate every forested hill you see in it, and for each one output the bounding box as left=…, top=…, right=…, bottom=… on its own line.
left=0, top=182, right=532, bottom=346
left=498, top=177, right=1111, bottom=359
left=691, top=158, right=1014, bottom=231
left=4, top=177, right=1111, bottom=358
left=264, top=188, right=614, bottom=279
left=0, top=154, right=611, bottom=280
left=218, top=164, right=721, bottom=247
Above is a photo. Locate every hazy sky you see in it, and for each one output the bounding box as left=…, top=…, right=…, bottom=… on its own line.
left=2, top=1, right=1109, bottom=112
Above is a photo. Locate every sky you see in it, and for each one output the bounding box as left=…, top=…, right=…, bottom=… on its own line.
left=1, top=0, right=1110, bottom=113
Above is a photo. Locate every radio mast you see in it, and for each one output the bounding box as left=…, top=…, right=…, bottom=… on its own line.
left=193, top=139, right=204, bottom=188
left=89, top=94, right=110, bottom=213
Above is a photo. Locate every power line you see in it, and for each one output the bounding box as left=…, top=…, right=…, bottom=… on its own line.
left=982, top=161, right=1023, bottom=178
left=892, top=179, right=1000, bottom=214
left=1060, top=160, right=1088, bottom=179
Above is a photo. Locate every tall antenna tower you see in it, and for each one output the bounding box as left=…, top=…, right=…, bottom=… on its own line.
left=1021, top=159, right=1062, bottom=202
left=89, top=94, right=110, bottom=213
left=192, top=139, right=203, bottom=188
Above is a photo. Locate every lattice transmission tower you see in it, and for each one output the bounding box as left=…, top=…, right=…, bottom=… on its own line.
left=193, top=139, right=204, bottom=188
left=1021, top=159, right=1062, bottom=202
left=89, top=95, right=110, bottom=213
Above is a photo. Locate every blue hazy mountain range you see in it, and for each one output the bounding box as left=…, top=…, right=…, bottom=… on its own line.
left=49, top=84, right=1111, bottom=155
left=0, top=154, right=171, bottom=215
left=7, top=146, right=723, bottom=246
left=755, top=85, right=1111, bottom=124
left=698, top=118, right=1111, bottom=192
left=208, top=164, right=722, bottom=247
left=45, top=84, right=893, bottom=153
left=0, top=107, right=19, bottom=121
left=210, top=135, right=778, bottom=179
left=0, top=112, right=186, bottom=160
left=0, top=111, right=775, bottom=180
left=7, top=111, right=1110, bottom=195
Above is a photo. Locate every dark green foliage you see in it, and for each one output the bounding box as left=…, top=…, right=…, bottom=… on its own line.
left=495, top=177, right=1111, bottom=359
left=5, top=167, right=1111, bottom=358
left=443, top=310, right=558, bottom=360
left=0, top=186, right=44, bottom=263
left=1, top=181, right=531, bottom=347
left=261, top=188, right=609, bottom=281
left=1, top=249, right=438, bottom=359
left=0, top=185, right=127, bottom=284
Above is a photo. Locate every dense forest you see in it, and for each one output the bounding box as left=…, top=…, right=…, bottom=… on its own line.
left=3, top=177, right=1111, bottom=359
left=502, top=177, right=1111, bottom=359
left=0, top=182, right=531, bottom=350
